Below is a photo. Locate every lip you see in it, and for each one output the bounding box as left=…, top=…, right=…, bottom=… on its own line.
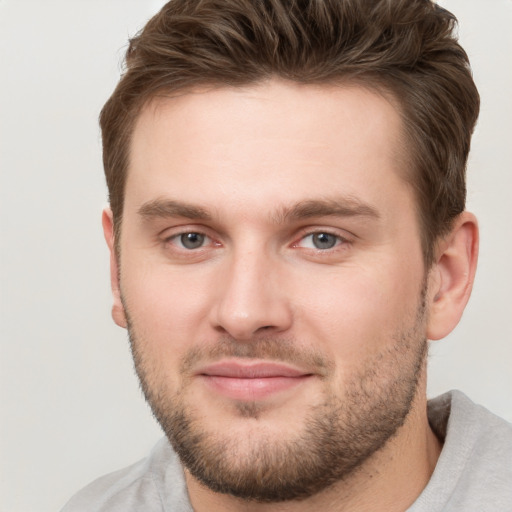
left=196, top=360, right=314, bottom=401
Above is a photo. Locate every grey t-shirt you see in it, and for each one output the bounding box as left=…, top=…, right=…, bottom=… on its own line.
left=61, top=391, right=512, bottom=511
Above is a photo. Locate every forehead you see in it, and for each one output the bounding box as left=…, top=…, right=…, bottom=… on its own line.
left=126, top=80, right=410, bottom=219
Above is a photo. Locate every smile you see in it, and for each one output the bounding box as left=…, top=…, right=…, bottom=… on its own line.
left=196, top=360, right=314, bottom=401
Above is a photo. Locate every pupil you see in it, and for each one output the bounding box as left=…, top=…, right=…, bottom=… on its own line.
left=313, top=233, right=336, bottom=249
left=181, top=233, right=204, bottom=249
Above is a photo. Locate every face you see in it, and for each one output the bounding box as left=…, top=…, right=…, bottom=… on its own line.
left=111, top=81, right=431, bottom=501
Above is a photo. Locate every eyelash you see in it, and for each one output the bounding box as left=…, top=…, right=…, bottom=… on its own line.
left=165, top=232, right=217, bottom=251
left=292, top=231, right=349, bottom=251
left=163, top=229, right=351, bottom=253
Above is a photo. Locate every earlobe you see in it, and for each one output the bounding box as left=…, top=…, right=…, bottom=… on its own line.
left=102, top=208, right=127, bottom=329
left=427, top=212, right=479, bottom=340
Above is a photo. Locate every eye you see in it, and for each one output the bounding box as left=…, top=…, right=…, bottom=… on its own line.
left=172, top=232, right=209, bottom=250
left=298, top=232, right=343, bottom=250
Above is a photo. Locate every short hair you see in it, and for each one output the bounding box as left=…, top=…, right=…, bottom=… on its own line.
left=100, top=0, right=480, bottom=266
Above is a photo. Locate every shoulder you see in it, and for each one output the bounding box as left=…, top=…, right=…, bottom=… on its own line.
left=431, top=389, right=512, bottom=459
left=60, top=437, right=190, bottom=512
left=410, top=390, right=512, bottom=512
left=430, top=389, right=512, bottom=438
left=447, top=390, right=512, bottom=497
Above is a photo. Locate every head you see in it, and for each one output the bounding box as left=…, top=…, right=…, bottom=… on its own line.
left=101, top=0, right=479, bottom=267
left=100, top=0, right=479, bottom=504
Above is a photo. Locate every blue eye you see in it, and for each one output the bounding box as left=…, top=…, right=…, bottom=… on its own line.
left=178, top=232, right=207, bottom=249
left=311, top=233, right=338, bottom=249
left=299, top=232, right=342, bottom=250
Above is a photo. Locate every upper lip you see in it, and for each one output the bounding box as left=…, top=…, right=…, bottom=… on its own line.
left=196, top=360, right=312, bottom=379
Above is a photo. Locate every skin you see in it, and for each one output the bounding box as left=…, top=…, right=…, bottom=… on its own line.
left=103, top=80, right=478, bottom=511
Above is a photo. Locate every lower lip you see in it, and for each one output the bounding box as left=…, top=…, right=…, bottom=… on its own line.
left=199, top=375, right=311, bottom=401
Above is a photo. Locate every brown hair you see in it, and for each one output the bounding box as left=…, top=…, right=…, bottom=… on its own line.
left=100, top=0, right=479, bottom=265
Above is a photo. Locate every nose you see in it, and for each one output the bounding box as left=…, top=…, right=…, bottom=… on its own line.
left=210, top=249, right=293, bottom=341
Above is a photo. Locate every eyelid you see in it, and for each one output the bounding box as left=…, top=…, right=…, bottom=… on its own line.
left=159, top=224, right=353, bottom=253
left=161, top=225, right=221, bottom=249
left=291, top=227, right=353, bottom=248
left=302, top=233, right=341, bottom=247
left=168, top=232, right=211, bottom=249
left=161, top=223, right=213, bottom=238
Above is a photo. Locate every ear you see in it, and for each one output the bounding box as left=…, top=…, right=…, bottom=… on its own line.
left=427, top=212, right=479, bottom=340
left=102, top=208, right=127, bottom=329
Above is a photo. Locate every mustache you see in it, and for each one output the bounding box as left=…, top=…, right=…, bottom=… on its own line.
left=179, top=336, right=333, bottom=376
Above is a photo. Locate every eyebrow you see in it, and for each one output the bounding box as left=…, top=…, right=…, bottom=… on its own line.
left=137, top=196, right=380, bottom=223
left=138, top=199, right=212, bottom=220
left=274, top=197, right=380, bottom=223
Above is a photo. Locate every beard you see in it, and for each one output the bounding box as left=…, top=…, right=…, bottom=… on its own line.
left=125, top=289, right=428, bottom=503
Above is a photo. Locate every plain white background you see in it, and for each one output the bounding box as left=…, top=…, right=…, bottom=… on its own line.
left=0, top=1, right=511, bottom=511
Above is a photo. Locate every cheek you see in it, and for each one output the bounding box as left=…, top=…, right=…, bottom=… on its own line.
left=296, top=262, right=423, bottom=362
left=120, top=261, right=214, bottom=358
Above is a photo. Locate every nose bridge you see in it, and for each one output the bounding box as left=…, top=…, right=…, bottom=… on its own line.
left=212, top=242, right=292, bottom=340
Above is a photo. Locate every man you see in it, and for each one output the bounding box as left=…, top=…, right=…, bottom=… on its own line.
left=62, top=0, right=512, bottom=510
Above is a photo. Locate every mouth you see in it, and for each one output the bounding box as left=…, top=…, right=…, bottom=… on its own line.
left=195, top=360, right=314, bottom=401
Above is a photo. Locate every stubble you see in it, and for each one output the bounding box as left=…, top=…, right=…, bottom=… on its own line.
left=126, top=290, right=429, bottom=503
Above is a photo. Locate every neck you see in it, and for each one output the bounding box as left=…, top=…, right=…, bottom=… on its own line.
left=185, top=383, right=442, bottom=512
